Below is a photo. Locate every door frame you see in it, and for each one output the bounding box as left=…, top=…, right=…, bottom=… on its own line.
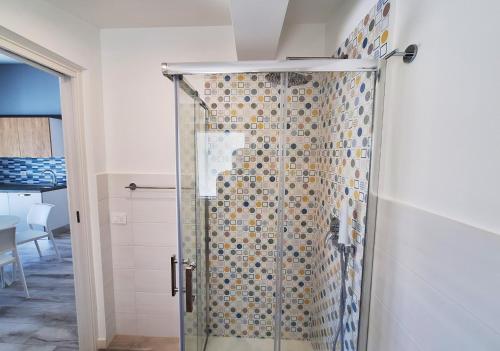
left=0, top=26, right=98, bottom=350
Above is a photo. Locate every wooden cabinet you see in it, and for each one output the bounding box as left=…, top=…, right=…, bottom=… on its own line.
left=0, top=118, right=21, bottom=157
left=0, top=117, right=53, bottom=157
left=17, top=118, right=52, bottom=157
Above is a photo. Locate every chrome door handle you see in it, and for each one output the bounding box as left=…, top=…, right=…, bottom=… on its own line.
left=171, top=255, right=178, bottom=296
left=185, top=263, right=196, bottom=313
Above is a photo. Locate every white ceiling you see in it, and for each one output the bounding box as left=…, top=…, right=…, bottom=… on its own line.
left=44, top=0, right=342, bottom=28
left=231, top=0, right=289, bottom=60
left=43, top=0, right=344, bottom=61
left=286, top=0, right=344, bottom=24
left=45, top=0, right=232, bottom=28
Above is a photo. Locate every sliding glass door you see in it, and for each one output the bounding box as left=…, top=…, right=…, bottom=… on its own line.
left=171, top=62, right=384, bottom=351
left=175, top=77, right=210, bottom=351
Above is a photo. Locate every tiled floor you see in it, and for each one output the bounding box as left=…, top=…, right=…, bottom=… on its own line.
left=205, top=336, right=313, bottom=351
left=103, top=336, right=179, bottom=351
left=104, top=335, right=312, bottom=351
left=0, top=233, right=78, bottom=350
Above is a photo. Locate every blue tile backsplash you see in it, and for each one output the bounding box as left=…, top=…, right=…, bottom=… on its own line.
left=0, top=157, right=67, bottom=184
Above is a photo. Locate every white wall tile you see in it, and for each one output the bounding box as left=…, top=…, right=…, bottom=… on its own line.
left=131, top=197, right=176, bottom=223
left=369, top=198, right=500, bottom=350
left=132, top=222, right=177, bottom=247
left=111, top=223, right=134, bottom=246
left=106, top=173, right=181, bottom=338
left=134, top=269, right=170, bottom=294
left=137, top=313, right=179, bottom=337
left=116, top=312, right=138, bottom=335
left=135, top=292, right=178, bottom=315
left=112, top=246, right=135, bottom=269
left=109, top=197, right=132, bottom=215
left=133, top=246, right=175, bottom=270
left=114, top=291, right=136, bottom=314
left=368, top=296, right=422, bottom=351
left=113, top=269, right=135, bottom=293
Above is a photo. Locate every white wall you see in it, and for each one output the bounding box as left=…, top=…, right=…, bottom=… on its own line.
left=325, top=0, right=500, bottom=349
left=99, top=25, right=235, bottom=338
left=379, top=0, right=500, bottom=235
left=327, top=0, right=500, bottom=235
left=0, top=0, right=109, bottom=343
left=100, top=24, right=324, bottom=175
left=100, top=26, right=237, bottom=174
left=277, top=23, right=326, bottom=59
left=325, top=0, right=375, bottom=54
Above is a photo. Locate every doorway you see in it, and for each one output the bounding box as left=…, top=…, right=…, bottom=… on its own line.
left=0, top=26, right=98, bottom=350
left=0, top=51, right=78, bottom=349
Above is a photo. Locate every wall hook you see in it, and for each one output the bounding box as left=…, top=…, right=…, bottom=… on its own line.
left=384, top=44, right=418, bottom=63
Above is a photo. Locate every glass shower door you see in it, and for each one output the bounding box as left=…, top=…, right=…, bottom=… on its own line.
left=279, top=70, right=378, bottom=351
left=171, top=64, right=382, bottom=351
left=175, top=77, right=209, bottom=351
left=175, top=72, right=285, bottom=351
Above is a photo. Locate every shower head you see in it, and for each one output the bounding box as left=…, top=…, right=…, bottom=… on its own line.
left=264, top=72, right=312, bottom=87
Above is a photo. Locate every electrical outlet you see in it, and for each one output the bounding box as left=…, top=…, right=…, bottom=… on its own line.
left=111, top=212, right=127, bottom=225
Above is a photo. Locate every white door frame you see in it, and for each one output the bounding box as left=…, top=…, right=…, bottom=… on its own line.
left=0, top=26, right=98, bottom=350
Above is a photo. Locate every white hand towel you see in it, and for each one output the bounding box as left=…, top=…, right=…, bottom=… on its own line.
left=337, top=202, right=350, bottom=245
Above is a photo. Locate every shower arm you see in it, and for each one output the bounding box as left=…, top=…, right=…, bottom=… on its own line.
left=287, top=44, right=418, bottom=64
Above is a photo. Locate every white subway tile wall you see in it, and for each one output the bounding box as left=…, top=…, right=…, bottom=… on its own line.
left=98, top=173, right=179, bottom=338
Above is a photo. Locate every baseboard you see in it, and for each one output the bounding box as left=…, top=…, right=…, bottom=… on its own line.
left=96, top=337, right=110, bottom=350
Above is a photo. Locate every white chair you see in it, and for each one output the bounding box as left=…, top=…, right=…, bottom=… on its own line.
left=0, top=226, right=29, bottom=298
left=16, top=203, right=61, bottom=261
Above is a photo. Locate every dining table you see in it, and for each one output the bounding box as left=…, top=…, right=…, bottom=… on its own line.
left=0, top=215, right=19, bottom=230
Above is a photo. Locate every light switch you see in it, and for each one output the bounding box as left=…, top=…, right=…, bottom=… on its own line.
left=111, top=212, right=127, bottom=225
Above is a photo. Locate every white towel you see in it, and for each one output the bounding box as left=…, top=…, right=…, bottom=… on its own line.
left=337, top=202, right=350, bottom=245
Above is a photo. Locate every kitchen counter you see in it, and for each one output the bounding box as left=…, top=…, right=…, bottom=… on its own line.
left=0, top=183, right=67, bottom=193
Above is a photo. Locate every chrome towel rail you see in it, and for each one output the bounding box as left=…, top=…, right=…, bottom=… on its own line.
left=125, top=182, right=175, bottom=191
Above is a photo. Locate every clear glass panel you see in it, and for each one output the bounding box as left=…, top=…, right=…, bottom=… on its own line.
left=177, top=83, right=209, bottom=351
left=190, top=72, right=284, bottom=351
left=280, top=71, right=377, bottom=351
left=194, top=103, right=210, bottom=351
left=176, top=68, right=378, bottom=351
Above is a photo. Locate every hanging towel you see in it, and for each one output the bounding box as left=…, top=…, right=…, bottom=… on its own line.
left=337, top=201, right=350, bottom=245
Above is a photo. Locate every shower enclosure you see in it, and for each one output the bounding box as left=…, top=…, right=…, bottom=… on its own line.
left=164, top=59, right=386, bottom=351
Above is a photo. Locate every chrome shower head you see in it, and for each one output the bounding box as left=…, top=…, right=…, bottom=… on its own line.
left=264, top=72, right=312, bottom=87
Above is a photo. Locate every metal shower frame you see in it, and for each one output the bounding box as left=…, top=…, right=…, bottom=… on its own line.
left=164, top=55, right=395, bottom=351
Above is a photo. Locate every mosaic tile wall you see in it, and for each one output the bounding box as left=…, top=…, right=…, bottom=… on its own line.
left=280, top=74, right=323, bottom=339
left=0, top=157, right=67, bottom=184
left=203, top=73, right=282, bottom=338
left=335, top=0, right=391, bottom=60
left=310, top=71, right=376, bottom=351
left=202, top=73, right=334, bottom=340
left=185, top=0, right=390, bottom=347
left=310, top=1, right=391, bottom=350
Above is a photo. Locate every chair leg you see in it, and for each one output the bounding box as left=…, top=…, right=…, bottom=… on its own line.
left=12, top=262, right=16, bottom=282
left=48, top=232, right=62, bottom=261
left=34, top=240, right=42, bottom=257
left=14, top=250, right=29, bottom=298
